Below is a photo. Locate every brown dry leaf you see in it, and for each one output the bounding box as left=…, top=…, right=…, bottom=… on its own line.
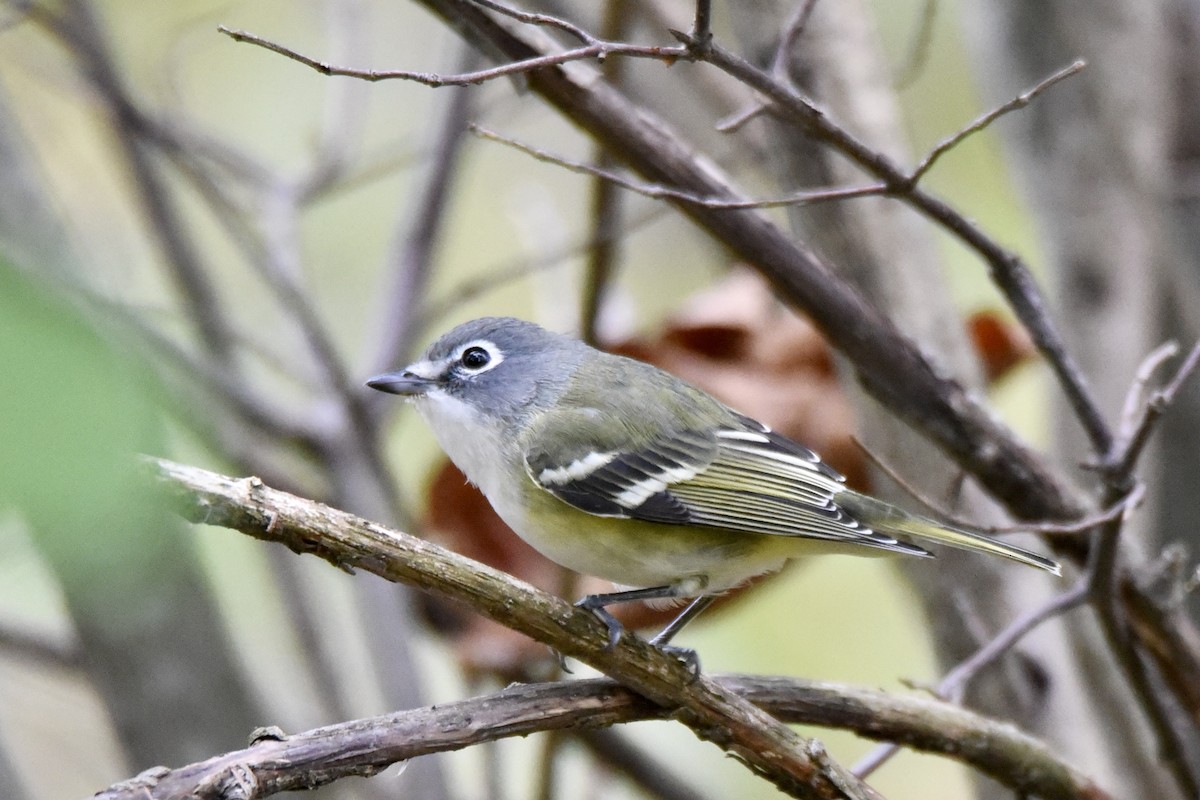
left=969, top=308, right=1037, bottom=382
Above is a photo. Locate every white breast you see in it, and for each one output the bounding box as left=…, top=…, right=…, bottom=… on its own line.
left=414, top=391, right=527, bottom=527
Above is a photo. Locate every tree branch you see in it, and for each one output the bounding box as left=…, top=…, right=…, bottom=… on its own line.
left=142, top=457, right=879, bottom=800
left=93, top=674, right=1109, bottom=800
left=472, top=124, right=888, bottom=209
left=217, top=24, right=690, bottom=86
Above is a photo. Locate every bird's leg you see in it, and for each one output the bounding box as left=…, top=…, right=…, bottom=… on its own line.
left=575, top=585, right=682, bottom=649
left=576, top=588, right=714, bottom=678
left=650, top=595, right=716, bottom=646
left=648, top=595, right=716, bottom=679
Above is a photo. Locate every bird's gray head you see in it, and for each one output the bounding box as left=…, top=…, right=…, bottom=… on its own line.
left=366, top=317, right=588, bottom=423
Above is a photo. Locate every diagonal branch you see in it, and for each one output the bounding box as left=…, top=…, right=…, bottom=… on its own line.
left=144, top=457, right=880, bottom=800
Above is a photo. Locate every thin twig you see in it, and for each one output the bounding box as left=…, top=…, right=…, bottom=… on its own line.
left=470, top=0, right=594, bottom=44
left=854, top=577, right=1092, bottom=780
left=770, top=0, right=821, bottom=79
left=716, top=103, right=767, bottom=133
left=938, top=583, right=1089, bottom=703
left=472, top=124, right=887, bottom=208
left=909, top=60, right=1086, bottom=184
left=218, top=25, right=690, bottom=87
left=1116, top=341, right=1180, bottom=443
left=851, top=435, right=1132, bottom=537
left=1111, top=340, right=1200, bottom=477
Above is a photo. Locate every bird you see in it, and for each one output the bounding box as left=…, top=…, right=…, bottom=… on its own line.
left=367, top=316, right=1060, bottom=670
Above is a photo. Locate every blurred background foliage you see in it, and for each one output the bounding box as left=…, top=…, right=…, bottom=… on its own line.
left=0, top=1, right=1186, bottom=799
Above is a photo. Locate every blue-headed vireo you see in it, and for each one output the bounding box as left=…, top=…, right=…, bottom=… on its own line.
left=368, top=317, right=1060, bottom=668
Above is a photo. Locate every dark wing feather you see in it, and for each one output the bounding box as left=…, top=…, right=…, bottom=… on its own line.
left=522, top=411, right=931, bottom=558
left=525, top=425, right=714, bottom=524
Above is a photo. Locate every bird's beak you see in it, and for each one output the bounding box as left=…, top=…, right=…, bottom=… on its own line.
left=366, top=370, right=437, bottom=396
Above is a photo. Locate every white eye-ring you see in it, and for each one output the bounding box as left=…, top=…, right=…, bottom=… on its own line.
left=455, top=340, right=503, bottom=374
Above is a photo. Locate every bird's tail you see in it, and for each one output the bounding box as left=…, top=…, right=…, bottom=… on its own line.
left=837, top=490, right=1061, bottom=575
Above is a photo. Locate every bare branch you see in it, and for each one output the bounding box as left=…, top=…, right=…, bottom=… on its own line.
left=1116, top=341, right=1180, bottom=443
left=1081, top=339, right=1200, bottom=798
left=717, top=0, right=818, bottom=133
left=472, top=125, right=888, bottom=208
left=217, top=24, right=689, bottom=87
left=1111, top=339, right=1200, bottom=477
left=715, top=102, right=768, bottom=133
left=691, top=0, right=713, bottom=51
left=470, top=0, right=595, bottom=44
left=93, top=673, right=1109, bottom=800
left=851, top=435, right=1135, bottom=537
left=853, top=576, right=1091, bottom=780
left=770, top=0, right=820, bottom=78
left=937, top=583, right=1088, bottom=703
left=910, top=60, right=1086, bottom=183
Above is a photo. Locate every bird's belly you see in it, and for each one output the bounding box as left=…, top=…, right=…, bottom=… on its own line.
left=500, top=489, right=794, bottom=593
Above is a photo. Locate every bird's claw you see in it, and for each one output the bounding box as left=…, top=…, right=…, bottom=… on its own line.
left=551, top=647, right=574, bottom=674
left=657, top=643, right=702, bottom=681
left=575, top=596, right=625, bottom=650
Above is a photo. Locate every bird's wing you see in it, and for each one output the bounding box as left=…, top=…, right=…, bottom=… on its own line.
left=521, top=411, right=931, bottom=557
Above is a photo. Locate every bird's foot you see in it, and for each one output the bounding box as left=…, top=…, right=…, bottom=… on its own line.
left=575, top=595, right=625, bottom=650
left=651, top=638, right=702, bottom=680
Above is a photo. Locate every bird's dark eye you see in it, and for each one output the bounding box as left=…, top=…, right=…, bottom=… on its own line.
left=460, top=346, right=491, bottom=370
